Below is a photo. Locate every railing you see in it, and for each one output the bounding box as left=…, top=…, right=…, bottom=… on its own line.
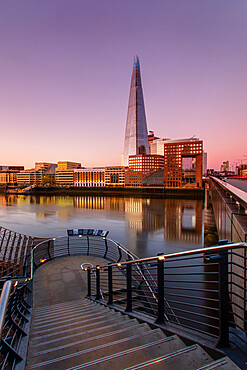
left=0, top=226, right=35, bottom=279
left=27, top=235, right=139, bottom=277
left=1, top=233, right=141, bottom=370
left=210, top=176, right=247, bottom=211
left=0, top=278, right=32, bottom=370
left=86, top=242, right=247, bottom=351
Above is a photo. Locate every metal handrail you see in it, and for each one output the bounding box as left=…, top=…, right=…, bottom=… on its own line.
left=86, top=241, right=247, bottom=351
left=92, top=242, right=247, bottom=269
left=0, top=281, right=13, bottom=337
left=210, top=176, right=247, bottom=210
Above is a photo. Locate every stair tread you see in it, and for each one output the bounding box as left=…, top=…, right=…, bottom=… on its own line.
left=30, top=318, right=140, bottom=350
left=197, top=357, right=241, bottom=370
left=27, top=329, right=180, bottom=369
left=30, top=315, right=132, bottom=342
left=80, top=343, right=214, bottom=370
left=29, top=323, right=156, bottom=361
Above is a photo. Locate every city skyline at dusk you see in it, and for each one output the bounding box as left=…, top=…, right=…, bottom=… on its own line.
left=0, top=1, right=247, bottom=170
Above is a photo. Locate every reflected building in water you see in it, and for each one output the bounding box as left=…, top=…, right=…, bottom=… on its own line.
left=124, top=198, right=164, bottom=233
left=163, top=199, right=203, bottom=244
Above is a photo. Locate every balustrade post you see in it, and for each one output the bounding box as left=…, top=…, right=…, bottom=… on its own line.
left=108, top=265, right=113, bottom=305
left=155, top=256, right=165, bottom=324
left=87, top=237, right=90, bottom=256
left=217, top=250, right=229, bottom=347
left=104, top=239, right=108, bottom=259
left=87, top=268, right=91, bottom=297
left=47, top=240, right=51, bottom=260
left=67, top=237, right=70, bottom=256
left=126, top=263, right=132, bottom=312
left=96, top=266, right=101, bottom=300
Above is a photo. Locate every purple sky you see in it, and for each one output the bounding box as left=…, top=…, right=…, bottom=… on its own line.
left=0, top=0, right=246, bottom=170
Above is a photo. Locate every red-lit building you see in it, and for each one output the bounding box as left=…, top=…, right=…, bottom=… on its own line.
left=164, top=139, right=203, bottom=188
left=125, top=154, right=164, bottom=187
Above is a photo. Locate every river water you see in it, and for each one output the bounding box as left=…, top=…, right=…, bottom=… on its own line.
left=0, top=194, right=205, bottom=258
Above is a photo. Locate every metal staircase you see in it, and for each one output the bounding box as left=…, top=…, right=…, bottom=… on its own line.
left=25, top=298, right=239, bottom=370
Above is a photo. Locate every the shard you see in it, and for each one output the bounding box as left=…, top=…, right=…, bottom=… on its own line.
left=123, top=56, right=149, bottom=166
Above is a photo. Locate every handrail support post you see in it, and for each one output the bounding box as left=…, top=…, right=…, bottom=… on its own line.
left=126, top=264, right=132, bottom=312
left=108, top=265, right=113, bottom=305
left=217, top=249, right=229, bottom=347
left=96, top=266, right=101, bottom=300
left=155, top=257, right=165, bottom=324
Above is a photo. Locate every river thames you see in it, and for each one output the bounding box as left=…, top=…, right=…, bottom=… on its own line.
left=0, top=194, right=206, bottom=258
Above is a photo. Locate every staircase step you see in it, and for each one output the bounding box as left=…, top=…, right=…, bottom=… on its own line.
left=82, top=343, right=213, bottom=370
left=30, top=322, right=153, bottom=362
left=33, top=303, right=105, bottom=323
left=31, top=318, right=140, bottom=351
left=31, top=314, right=131, bottom=343
left=34, top=299, right=93, bottom=315
left=28, top=328, right=179, bottom=369
left=32, top=309, right=112, bottom=330
left=31, top=310, right=122, bottom=336
left=197, top=357, right=241, bottom=369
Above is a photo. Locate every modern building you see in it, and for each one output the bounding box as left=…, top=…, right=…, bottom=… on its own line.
left=125, top=154, right=164, bottom=187
left=0, top=166, right=24, bottom=171
left=237, top=164, right=247, bottom=176
left=57, top=161, right=81, bottom=170
left=17, top=167, right=55, bottom=186
left=17, top=169, right=37, bottom=185
left=203, top=152, right=207, bottom=177
left=74, top=168, right=105, bottom=187
left=55, top=162, right=81, bottom=186
left=105, top=167, right=125, bottom=186
left=150, top=138, right=170, bottom=156
left=123, top=56, right=149, bottom=166
left=220, top=161, right=229, bottom=172
left=164, top=138, right=203, bottom=188
left=35, top=162, right=57, bottom=172
left=148, top=131, right=160, bottom=152
left=55, top=170, right=75, bottom=186
left=0, top=171, right=18, bottom=185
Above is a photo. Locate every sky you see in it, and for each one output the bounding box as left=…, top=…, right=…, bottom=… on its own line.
left=0, top=1, right=246, bottom=171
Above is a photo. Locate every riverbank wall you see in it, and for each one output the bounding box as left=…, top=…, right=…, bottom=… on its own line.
left=1, top=186, right=204, bottom=199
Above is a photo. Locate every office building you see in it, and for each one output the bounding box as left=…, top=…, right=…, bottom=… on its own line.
left=35, top=162, right=57, bottom=172
left=0, top=171, right=18, bottom=185
left=74, top=168, right=105, bottom=187
left=0, top=166, right=24, bottom=171
left=57, top=161, right=81, bottom=170
left=220, top=161, right=229, bottom=172
left=125, top=154, right=164, bottom=187
left=55, top=170, right=75, bottom=186
left=123, top=56, right=149, bottom=166
left=164, top=138, right=203, bottom=188
left=105, top=167, right=125, bottom=186
left=150, top=138, right=170, bottom=156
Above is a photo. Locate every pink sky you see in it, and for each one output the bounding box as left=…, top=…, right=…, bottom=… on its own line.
left=0, top=1, right=246, bottom=171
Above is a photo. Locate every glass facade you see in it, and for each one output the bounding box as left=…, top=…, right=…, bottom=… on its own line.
left=123, top=56, right=149, bottom=166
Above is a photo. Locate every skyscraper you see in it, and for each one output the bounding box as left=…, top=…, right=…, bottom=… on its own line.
left=123, top=56, right=149, bottom=166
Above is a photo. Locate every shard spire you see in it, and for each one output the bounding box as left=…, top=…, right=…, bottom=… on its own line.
left=123, top=56, right=149, bottom=166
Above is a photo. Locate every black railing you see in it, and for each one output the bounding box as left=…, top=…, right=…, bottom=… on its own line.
left=28, top=235, right=139, bottom=277
left=0, top=278, right=32, bottom=370
left=86, top=242, right=247, bottom=352
left=1, top=233, right=138, bottom=370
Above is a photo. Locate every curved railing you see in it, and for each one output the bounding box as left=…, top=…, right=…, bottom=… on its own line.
left=0, top=278, right=32, bottom=369
left=28, top=235, right=138, bottom=277
left=86, top=241, right=247, bottom=353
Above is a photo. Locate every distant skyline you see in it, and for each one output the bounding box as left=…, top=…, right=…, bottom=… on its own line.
left=0, top=1, right=246, bottom=170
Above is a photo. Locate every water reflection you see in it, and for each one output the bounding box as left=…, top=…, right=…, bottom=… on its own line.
left=0, top=194, right=205, bottom=258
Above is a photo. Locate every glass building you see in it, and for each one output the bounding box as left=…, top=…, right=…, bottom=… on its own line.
left=123, top=56, right=149, bottom=166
